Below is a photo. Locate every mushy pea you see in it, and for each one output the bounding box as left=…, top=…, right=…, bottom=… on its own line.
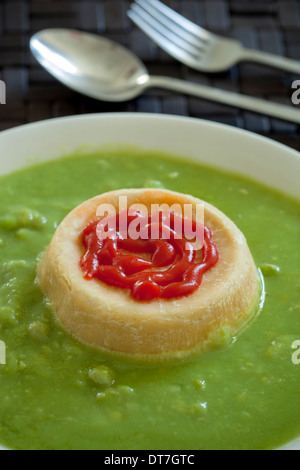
left=0, top=149, right=299, bottom=450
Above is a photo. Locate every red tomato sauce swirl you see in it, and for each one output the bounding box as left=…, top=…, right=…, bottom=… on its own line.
left=80, top=211, right=219, bottom=301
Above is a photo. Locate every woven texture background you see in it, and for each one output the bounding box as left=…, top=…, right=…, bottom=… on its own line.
left=0, top=0, right=299, bottom=149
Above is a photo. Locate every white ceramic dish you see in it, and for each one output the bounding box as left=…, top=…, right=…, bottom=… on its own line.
left=0, top=113, right=299, bottom=450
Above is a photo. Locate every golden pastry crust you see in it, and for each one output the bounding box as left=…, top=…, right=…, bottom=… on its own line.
left=38, top=189, right=261, bottom=360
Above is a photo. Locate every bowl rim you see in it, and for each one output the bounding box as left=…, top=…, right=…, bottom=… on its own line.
left=0, top=111, right=299, bottom=157
left=1, top=112, right=299, bottom=198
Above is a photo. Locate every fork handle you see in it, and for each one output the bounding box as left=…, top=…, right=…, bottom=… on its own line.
left=241, top=49, right=300, bottom=75
left=147, top=76, right=300, bottom=124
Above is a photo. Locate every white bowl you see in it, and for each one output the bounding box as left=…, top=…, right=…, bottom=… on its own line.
left=1, top=113, right=300, bottom=201
left=0, top=113, right=299, bottom=450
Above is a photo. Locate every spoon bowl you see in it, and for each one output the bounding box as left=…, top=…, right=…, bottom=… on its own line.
left=30, top=29, right=149, bottom=101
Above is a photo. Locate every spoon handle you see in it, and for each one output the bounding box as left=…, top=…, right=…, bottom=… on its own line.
left=147, top=76, right=300, bottom=124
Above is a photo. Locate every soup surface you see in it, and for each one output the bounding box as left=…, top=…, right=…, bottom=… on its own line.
left=0, top=149, right=299, bottom=450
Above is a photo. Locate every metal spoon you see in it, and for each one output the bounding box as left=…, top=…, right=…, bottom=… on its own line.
left=30, top=29, right=300, bottom=124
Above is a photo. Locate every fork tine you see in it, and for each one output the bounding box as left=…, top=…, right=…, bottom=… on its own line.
left=129, top=3, right=206, bottom=58
left=135, top=0, right=212, bottom=43
left=134, top=0, right=209, bottom=50
left=128, top=4, right=207, bottom=67
left=128, top=6, right=202, bottom=69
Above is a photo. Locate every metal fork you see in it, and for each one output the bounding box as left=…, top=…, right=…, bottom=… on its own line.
left=128, top=0, right=300, bottom=75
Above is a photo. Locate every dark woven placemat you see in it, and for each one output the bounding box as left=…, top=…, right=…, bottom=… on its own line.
left=0, top=0, right=299, bottom=150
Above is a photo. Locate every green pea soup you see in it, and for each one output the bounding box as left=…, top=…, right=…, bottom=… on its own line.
left=0, top=149, right=299, bottom=450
